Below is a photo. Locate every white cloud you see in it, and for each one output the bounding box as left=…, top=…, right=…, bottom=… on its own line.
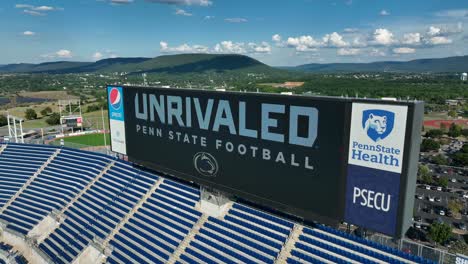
left=352, top=37, right=367, bottom=47
left=41, top=49, right=73, bottom=59
left=428, top=36, right=452, bottom=45
left=427, top=26, right=441, bottom=36
left=204, top=15, right=214, bottom=20
left=146, top=0, right=212, bottom=6
left=343, top=28, right=358, bottom=33
left=393, top=47, right=416, bottom=54
left=56, top=49, right=73, bottom=58
left=286, top=35, right=321, bottom=51
left=322, top=32, right=348, bottom=47
left=110, top=0, right=134, bottom=4
left=402, top=33, right=421, bottom=45
left=435, top=9, right=468, bottom=18
left=380, top=10, right=390, bottom=16
left=15, top=4, right=33, bottom=8
left=175, top=8, right=192, bottom=16
left=372, top=28, right=395, bottom=45
left=160, top=40, right=269, bottom=54
left=17, top=4, right=63, bottom=15
left=337, top=48, right=360, bottom=56
left=23, top=10, right=45, bottom=16
left=160, top=41, right=209, bottom=53
left=93, top=52, right=104, bottom=60
left=23, top=31, right=35, bottom=36
left=33, top=6, right=54, bottom=11
left=247, top=42, right=271, bottom=54
left=214, top=41, right=247, bottom=53
left=225, top=18, right=248, bottom=23
left=272, top=34, right=281, bottom=42
left=370, top=48, right=386, bottom=57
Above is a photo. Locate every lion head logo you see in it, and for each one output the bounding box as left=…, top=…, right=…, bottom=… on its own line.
left=362, top=109, right=395, bottom=142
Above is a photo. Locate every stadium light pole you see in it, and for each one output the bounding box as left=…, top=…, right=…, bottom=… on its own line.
left=101, top=107, right=107, bottom=150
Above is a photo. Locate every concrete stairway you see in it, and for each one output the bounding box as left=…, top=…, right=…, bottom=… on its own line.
left=60, top=161, right=115, bottom=215
left=275, top=224, right=303, bottom=263
left=101, top=177, right=165, bottom=249
left=166, top=214, right=209, bottom=264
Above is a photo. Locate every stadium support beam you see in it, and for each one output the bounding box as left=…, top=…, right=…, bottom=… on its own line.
left=198, top=186, right=233, bottom=217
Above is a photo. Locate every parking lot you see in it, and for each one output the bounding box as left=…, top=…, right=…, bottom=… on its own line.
left=414, top=162, right=468, bottom=236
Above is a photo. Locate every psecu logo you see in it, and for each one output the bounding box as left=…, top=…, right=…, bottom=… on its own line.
left=362, top=109, right=395, bottom=142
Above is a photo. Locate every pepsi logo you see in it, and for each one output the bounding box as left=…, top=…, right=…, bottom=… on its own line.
left=109, top=88, right=122, bottom=110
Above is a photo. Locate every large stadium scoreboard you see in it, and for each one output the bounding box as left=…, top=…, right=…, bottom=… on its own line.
left=107, top=85, right=423, bottom=238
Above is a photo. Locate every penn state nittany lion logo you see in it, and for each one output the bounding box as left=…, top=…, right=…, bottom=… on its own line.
left=362, top=109, right=395, bottom=142
left=193, top=152, right=219, bottom=177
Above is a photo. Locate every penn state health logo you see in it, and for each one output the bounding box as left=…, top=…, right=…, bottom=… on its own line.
left=109, top=88, right=122, bottom=110
left=362, top=109, right=395, bottom=142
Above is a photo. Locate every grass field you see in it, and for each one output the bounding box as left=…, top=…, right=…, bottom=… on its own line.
left=63, top=133, right=110, bottom=146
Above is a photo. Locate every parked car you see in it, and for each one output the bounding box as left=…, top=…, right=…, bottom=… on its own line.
left=439, top=209, right=445, bottom=216
left=426, top=185, right=431, bottom=190
left=414, top=216, right=422, bottom=222
left=446, top=211, right=454, bottom=217
left=414, top=222, right=422, bottom=229
left=416, top=194, right=424, bottom=200
left=437, top=186, right=443, bottom=191
left=428, top=196, right=435, bottom=202
left=451, top=178, right=457, bottom=183
left=435, top=197, right=442, bottom=202
left=463, top=193, right=468, bottom=199
left=461, top=210, right=468, bottom=216
left=458, top=223, right=466, bottom=230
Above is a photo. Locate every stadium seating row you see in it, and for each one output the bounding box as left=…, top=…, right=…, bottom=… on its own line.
left=0, top=143, right=435, bottom=264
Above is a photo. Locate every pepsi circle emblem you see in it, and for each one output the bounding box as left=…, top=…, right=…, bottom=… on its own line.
left=109, top=88, right=122, bottom=110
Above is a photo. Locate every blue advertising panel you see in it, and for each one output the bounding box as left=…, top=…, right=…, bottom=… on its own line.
left=345, top=103, right=408, bottom=236
left=345, top=164, right=401, bottom=235
left=107, top=86, right=127, bottom=155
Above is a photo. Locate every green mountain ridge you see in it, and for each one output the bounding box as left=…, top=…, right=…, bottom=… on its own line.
left=0, top=54, right=277, bottom=74
left=1, top=54, right=467, bottom=74
left=288, top=55, right=468, bottom=73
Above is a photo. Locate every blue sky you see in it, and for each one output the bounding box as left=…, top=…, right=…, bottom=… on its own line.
left=0, top=0, right=467, bottom=66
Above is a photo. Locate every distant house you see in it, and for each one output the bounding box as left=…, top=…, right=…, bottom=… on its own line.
left=462, top=72, right=467, bottom=81
left=446, top=99, right=458, bottom=106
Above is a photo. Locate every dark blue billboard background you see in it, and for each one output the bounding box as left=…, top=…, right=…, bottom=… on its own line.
left=344, top=164, right=401, bottom=236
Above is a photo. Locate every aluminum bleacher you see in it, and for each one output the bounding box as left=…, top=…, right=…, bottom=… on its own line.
left=39, top=160, right=158, bottom=264
left=0, top=144, right=55, bottom=209
left=0, top=147, right=112, bottom=235
left=0, top=143, right=435, bottom=264
left=106, top=180, right=201, bottom=264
